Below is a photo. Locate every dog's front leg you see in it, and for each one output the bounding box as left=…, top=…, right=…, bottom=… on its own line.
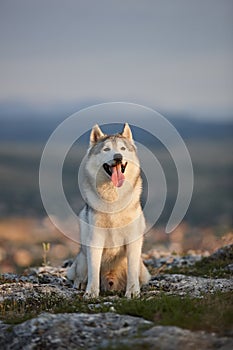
left=84, top=246, right=103, bottom=298
left=125, top=238, right=142, bottom=298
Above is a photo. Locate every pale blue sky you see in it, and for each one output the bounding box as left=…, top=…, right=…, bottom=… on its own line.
left=0, top=0, right=233, bottom=119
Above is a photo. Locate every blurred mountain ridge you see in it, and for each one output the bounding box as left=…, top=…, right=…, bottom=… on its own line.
left=0, top=101, right=232, bottom=143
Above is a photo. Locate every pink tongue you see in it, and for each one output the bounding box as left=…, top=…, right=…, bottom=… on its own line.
left=111, top=164, right=125, bottom=187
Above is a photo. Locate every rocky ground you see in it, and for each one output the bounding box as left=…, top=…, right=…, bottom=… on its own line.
left=0, top=245, right=232, bottom=349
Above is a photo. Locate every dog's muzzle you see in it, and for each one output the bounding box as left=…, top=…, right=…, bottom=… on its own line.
left=103, top=155, right=128, bottom=187
left=103, top=162, right=127, bottom=176
left=113, top=153, right=123, bottom=163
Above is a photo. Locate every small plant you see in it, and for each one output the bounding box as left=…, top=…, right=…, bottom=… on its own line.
left=42, top=242, right=50, bottom=266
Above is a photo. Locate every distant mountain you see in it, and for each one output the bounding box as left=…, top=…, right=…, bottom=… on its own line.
left=0, top=102, right=232, bottom=143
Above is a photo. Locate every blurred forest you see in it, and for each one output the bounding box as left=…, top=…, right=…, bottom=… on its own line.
left=0, top=114, right=232, bottom=273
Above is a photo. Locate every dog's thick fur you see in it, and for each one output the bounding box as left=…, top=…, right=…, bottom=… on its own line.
left=67, top=123, right=150, bottom=298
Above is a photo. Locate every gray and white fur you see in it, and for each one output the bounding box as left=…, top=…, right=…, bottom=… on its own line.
left=67, top=123, right=150, bottom=298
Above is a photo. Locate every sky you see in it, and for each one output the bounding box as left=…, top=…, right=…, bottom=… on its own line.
left=0, top=0, right=233, bottom=120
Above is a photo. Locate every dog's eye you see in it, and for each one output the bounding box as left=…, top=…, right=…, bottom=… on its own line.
left=103, top=147, right=110, bottom=151
left=121, top=146, right=126, bottom=151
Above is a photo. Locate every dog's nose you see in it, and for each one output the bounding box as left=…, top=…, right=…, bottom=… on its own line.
left=113, top=153, right=123, bottom=162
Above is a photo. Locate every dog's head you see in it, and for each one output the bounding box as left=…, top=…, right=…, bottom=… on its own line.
left=87, top=123, right=139, bottom=188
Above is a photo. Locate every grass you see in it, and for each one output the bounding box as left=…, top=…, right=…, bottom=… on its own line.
left=0, top=293, right=108, bottom=325
left=1, top=292, right=232, bottom=335
left=115, top=293, right=233, bottom=335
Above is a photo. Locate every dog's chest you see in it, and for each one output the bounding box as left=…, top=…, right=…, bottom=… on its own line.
left=94, top=211, right=136, bottom=229
left=102, top=246, right=125, bottom=264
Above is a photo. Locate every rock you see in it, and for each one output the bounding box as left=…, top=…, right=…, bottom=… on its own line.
left=1, top=248, right=233, bottom=349
left=144, top=244, right=233, bottom=271
left=0, top=266, right=80, bottom=304
left=0, top=281, right=81, bottom=303
left=115, top=326, right=233, bottom=350
left=225, top=264, right=233, bottom=272
left=144, top=254, right=202, bottom=270
left=1, top=313, right=232, bottom=350
left=0, top=266, right=71, bottom=286
left=149, top=274, right=233, bottom=297
left=0, top=312, right=152, bottom=350
left=210, top=245, right=233, bottom=261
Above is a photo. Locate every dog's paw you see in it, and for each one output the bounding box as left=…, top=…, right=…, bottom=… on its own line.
left=125, top=288, right=140, bottom=299
left=83, top=288, right=99, bottom=299
left=72, top=281, right=87, bottom=290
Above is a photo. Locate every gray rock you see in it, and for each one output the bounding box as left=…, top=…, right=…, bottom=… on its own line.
left=144, top=254, right=202, bottom=270
left=226, top=264, right=233, bottom=272
left=0, top=281, right=81, bottom=303
left=210, top=245, right=233, bottom=261
left=144, top=244, right=233, bottom=272
left=111, top=326, right=233, bottom=350
left=1, top=248, right=233, bottom=349
left=1, top=314, right=232, bottom=350
left=0, top=312, right=152, bottom=350
left=149, top=274, right=233, bottom=297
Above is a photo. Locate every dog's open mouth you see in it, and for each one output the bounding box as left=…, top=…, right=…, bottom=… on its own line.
left=103, top=162, right=127, bottom=187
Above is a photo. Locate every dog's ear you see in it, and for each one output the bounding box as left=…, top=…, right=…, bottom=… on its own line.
left=90, top=124, right=105, bottom=145
left=121, top=123, right=133, bottom=140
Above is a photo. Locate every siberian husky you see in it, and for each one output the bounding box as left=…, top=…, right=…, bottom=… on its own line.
left=67, top=123, right=150, bottom=298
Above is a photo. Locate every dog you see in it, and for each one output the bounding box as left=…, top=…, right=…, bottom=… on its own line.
left=67, top=123, right=150, bottom=298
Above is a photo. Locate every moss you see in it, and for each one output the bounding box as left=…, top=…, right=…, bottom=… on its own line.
left=1, top=292, right=232, bottom=335
left=97, top=342, right=154, bottom=350
left=0, top=293, right=112, bottom=325
left=114, top=292, right=233, bottom=335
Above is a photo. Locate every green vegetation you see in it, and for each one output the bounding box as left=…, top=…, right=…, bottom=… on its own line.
left=1, top=292, right=232, bottom=335
left=42, top=242, right=51, bottom=266
left=0, top=293, right=105, bottom=325
left=115, top=293, right=233, bottom=335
